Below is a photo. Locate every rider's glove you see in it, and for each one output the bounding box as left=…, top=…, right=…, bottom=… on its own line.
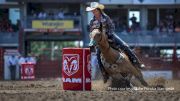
left=92, top=20, right=101, bottom=29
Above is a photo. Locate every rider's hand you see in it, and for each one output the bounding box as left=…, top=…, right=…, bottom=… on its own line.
left=92, top=20, right=101, bottom=29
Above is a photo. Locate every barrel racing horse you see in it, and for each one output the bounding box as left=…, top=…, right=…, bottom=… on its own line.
left=89, top=28, right=148, bottom=87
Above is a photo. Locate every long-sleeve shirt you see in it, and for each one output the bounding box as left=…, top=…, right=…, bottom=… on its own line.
left=89, top=13, right=115, bottom=39
left=8, top=56, right=18, bottom=66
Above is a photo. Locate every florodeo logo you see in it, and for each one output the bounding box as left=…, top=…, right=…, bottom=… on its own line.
left=63, top=54, right=79, bottom=76
left=25, top=66, right=34, bottom=76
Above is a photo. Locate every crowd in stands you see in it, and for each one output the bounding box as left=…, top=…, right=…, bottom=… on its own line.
left=175, top=22, right=180, bottom=32
left=113, top=14, right=180, bottom=34
left=113, top=14, right=141, bottom=33
left=154, top=15, right=180, bottom=33
left=0, top=17, right=20, bottom=32
left=28, top=9, right=80, bottom=28
left=30, top=9, right=79, bottom=20
left=158, top=15, right=174, bottom=33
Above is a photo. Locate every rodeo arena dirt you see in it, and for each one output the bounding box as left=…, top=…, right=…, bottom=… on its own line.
left=1, top=1, right=180, bottom=101
left=0, top=77, right=179, bottom=101
left=0, top=48, right=179, bottom=101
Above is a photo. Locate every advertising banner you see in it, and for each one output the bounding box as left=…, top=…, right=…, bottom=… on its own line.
left=62, top=48, right=91, bottom=90
left=21, top=63, right=35, bottom=80
left=32, top=20, right=74, bottom=29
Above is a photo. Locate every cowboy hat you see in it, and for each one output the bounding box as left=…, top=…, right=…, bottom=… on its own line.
left=86, top=2, right=105, bottom=11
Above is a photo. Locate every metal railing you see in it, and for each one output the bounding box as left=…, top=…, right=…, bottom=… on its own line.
left=117, top=31, right=180, bottom=46
left=0, top=32, right=18, bottom=47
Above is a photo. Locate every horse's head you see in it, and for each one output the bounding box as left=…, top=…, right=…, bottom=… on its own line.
left=89, top=29, right=102, bottom=47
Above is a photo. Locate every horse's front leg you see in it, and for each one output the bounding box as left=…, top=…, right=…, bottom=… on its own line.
left=96, top=49, right=109, bottom=83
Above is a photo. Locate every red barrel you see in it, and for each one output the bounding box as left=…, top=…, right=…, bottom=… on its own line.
left=62, top=48, right=91, bottom=90
left=21, top=63, right=35, bottom=80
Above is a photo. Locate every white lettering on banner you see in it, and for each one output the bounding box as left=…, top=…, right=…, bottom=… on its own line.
left=86, top=78, right=91, bottom=83
left=62, top=78, right=82, bottom=83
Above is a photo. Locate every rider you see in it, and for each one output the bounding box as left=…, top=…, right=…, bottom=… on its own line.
left=86, top=2, right=144, bottom=83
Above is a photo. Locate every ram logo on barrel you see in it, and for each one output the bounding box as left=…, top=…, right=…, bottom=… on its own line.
left=63, top=54, right=79, bottom=76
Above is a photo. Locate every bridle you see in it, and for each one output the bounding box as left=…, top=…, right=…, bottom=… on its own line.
left=96, top=30, right=111, bottom=53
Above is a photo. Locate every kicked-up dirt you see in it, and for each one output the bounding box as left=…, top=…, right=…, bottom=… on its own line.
left=0, top=78, right=179, bottom=101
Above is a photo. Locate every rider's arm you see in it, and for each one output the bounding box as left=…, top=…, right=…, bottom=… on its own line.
left=89, top=19, right=94, bottom=32
left=106, top=16, right=115, bottom=35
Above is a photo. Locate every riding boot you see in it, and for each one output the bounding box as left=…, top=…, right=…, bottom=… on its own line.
left=112, top=34, right=145, bottom=69
left=96, top=48, right=109, bottom=83
left=123, top=46, right=145, bottom=69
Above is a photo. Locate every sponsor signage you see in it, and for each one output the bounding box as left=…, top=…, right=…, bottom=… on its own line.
left=21, top=63, right=35, bottom=79
left=62, top=48, right=91, bottom=90
left=32, top=20, right=74, bottom=29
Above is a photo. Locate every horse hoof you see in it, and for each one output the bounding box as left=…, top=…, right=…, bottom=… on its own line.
left=103, top=75, right=109, bottom=83
left=142, top=81, right=148, bottom=87
left=103, top=79, right=108, bottom=83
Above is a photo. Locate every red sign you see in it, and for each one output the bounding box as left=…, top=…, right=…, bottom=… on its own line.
left=21, top=63, right=35, bottom=79
left=62, top=48, right=91, bottom=90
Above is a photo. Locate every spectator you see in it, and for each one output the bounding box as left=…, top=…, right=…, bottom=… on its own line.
left=129, top=14, right=140, bottom=32
left=14, top=20, right=21, bottom=31
left=18, top=55, right=25, bottom=79
left=48, top=11, right=54, bottom=19
left=130, top=14, right=137, bottom=25
left=8, top=55, right=18, bottom=80
left=175, top=22, right=180, bottom=32
left=166, top=14, right=174, bottom=33
left=42, top=11, right=47, bottom=19
left=26, top=54, right=37, bottom=64
left=159, top=20, right=167, bottom=32
left=38, top=11, right=43, bottom=19
left=31, top=10, right=37, bottom=18
left=0, top=17, right=17, bottom=32
left=57, top=10, right=64, bottom=19
left=18, top=55, right=25, bottom=65
left=38, top=11, right=46, bottom=19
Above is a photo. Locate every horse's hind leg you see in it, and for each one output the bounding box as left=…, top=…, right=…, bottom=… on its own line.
left=135, top=69, right=148, bottom=86
left=126, top=74, right=134, bottom=88
left=137, top=76, right=148, bottom=86
left=131, top=67, right=148, bottom=86
left=111, top=73, right=133, bottom=88
left=122, top=73, right=134, bottom=88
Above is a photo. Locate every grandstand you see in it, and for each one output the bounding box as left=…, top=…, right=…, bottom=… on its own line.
left=0, top=0, right=180, bottom=79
